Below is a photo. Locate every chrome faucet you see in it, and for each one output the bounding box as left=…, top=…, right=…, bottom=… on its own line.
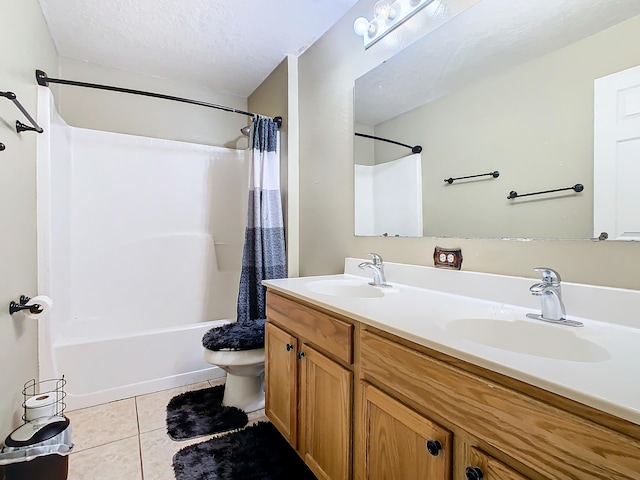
left=526, top=267, right=583, bottom=327
left=358, top=253, right=391, bottom=288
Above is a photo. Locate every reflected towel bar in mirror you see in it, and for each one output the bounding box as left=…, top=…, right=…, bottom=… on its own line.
left=445, top=171, right=499, bottom=184
left=355, top=132, right=422, bottom=154
left=508, top=183, right=584, bottom=200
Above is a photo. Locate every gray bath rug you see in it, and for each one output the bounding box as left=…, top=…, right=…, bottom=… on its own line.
left=166, top=385, right=248, bottom=440
left=172, top=421, right=316, bottom=480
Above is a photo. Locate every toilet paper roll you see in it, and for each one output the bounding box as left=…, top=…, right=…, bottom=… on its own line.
left=23, top=295, right=53, bottom=320
left=25, top=393, right=58, bottom=420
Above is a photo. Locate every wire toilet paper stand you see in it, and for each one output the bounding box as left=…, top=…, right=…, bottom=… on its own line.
left=22, top=377, right=67, bottom=423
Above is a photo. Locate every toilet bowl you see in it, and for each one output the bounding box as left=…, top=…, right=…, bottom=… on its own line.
left=203, top=347, right=265, bottom=412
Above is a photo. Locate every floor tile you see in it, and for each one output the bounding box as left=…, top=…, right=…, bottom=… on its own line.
left=135, top=381, right=211, bottom=434
left=66, top=398, right=138, bottom=452
left=140, top=427, right=217, bottom=480
left=63, top=378, right=260, bottom=479
left=68, top=436, right=142, bottom=480
left=248, top=408, right=268, bottom=425
left=208, top=377, right=225, bottom=388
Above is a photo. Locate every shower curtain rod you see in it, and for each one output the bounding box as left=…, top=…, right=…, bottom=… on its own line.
left=35, top=70, right=282, bottom=128
left=355, top=132, right=422, bottom=154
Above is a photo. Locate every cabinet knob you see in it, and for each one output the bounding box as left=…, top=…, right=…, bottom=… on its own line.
left=297, top=351, right=305, bottom=359
left=286, top=343, right=294, bottom=352
left=465, top=466, right=484, bottom=480
left=426, top=439, right=442, bottom=456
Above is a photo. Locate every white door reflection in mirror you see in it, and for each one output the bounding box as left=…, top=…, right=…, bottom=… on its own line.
left=355, top=153, right=422, bottom=237
left=594, top=64, right=640, bottom=241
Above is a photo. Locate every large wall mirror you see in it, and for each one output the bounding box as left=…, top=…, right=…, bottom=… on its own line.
left=354, top=1, right=640, bottom=239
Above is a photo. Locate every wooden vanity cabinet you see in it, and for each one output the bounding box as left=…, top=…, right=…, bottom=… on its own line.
left=265, top=292, right=640, bottom=480
left=358, top=327, right=640, bottom=480
left=265, top=292, right=354, bottom=480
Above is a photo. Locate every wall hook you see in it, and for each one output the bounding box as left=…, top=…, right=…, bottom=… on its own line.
left=0, top=142, right=5, bottom=151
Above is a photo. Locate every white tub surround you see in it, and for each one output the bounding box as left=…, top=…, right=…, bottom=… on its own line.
left=263, top=258, right=640, bottom=426
left=37, top=89, right=246, bottom=410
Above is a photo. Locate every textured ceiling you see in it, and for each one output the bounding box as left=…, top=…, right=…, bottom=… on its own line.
left=356, top=0, right=640, bottom=125
left=38, top=0, right=359, bottom=97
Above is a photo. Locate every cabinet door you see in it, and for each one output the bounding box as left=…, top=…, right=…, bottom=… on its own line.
left=466, top=447, right=530, bottom=480
left=362, top=383, right=452, bottom=480
left=300, top=344, right=353, bottom=480
left=265, top=322, right=298, bottom=447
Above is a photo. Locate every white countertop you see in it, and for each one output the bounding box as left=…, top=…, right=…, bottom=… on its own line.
left=264, top=259, right=640, bottom=426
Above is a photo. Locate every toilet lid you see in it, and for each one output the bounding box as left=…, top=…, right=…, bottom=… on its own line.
left=202, top=319, right=265, bottom=351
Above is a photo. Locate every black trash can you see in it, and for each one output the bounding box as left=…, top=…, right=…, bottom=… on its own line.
left=0, top=416, right=72, bottom=480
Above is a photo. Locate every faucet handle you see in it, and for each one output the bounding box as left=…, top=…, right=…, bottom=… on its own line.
left=533, top=267, right=561, bottom=285
left=366, top=253, right=383, bottom=266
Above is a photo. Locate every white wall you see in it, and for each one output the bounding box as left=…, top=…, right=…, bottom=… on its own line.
left=56, top=57, right=249, bottom=149
left=297, top=0, right=640, bottom=290
left=41, top=93, right=247, bottom=335
left=0, top=0, right=59, bottom=440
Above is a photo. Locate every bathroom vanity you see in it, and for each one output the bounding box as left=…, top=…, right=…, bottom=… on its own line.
left=263, top=259, right=640, bottom=480
left=265, top=291, right=354, bottom=479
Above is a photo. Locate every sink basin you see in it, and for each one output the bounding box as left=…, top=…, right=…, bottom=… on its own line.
left=306, top=279, right=385, bottom=298
left=447, top=318, right=610, bottom=362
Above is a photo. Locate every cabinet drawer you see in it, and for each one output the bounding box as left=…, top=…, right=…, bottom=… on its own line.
left=267, top=292, right=353, bottom=364
left=360, top=329, right=640, bottom=480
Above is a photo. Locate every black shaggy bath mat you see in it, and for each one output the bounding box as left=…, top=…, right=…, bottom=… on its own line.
left=172, top=421, right=316, bottom=480
left=166, top=385, right=248, bottom=440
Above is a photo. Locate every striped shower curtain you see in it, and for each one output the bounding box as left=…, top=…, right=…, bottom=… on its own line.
left=237, top=116, right=287, bottom=322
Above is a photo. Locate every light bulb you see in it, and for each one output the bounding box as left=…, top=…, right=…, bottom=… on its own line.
left=374, top=0, right=398, bottom=20
left=367, top=20, right=379, bottom=38
left=353, top=17, right=370, bottom=37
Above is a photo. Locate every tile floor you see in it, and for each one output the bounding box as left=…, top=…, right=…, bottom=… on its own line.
left=65, top=378, right=268, bottom=480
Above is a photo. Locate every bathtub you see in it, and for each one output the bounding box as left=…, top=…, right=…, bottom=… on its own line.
left=45, top=319, right=227, bottom=411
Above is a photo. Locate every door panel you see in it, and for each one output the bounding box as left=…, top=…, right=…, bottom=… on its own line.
left=265, top=322, right=298, bottom=447
left=594, top=64, right=640, bottom=240
left=300, top=344, right=352, bottom=480
left=363, top=383, right=452, bottom=480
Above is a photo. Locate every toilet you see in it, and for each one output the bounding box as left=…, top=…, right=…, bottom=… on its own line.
left=202, top=319, right=266, bottom=413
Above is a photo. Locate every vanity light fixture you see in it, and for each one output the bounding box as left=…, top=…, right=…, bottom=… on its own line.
left=354, top=0, right=436, bottom=48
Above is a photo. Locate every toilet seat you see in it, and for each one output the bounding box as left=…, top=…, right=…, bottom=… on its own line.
left=203, top=348, right=265, bottom=367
